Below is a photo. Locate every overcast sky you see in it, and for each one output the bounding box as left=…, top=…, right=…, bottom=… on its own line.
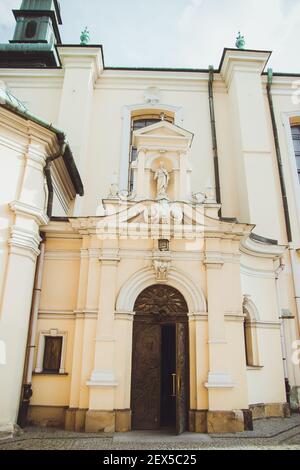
left=0, top=0, right=299, bottom=71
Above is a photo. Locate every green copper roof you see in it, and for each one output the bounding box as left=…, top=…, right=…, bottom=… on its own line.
left=19, top=0, right=62, bottom=23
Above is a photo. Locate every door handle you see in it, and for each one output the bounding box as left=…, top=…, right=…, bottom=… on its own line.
left=178, top=375, right=181, bottom=395
left=171, top=373, right=176, bottom=397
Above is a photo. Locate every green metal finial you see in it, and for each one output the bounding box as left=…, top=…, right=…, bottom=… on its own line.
left=80, top=27, right=90, bottom=46
left=235, top=31, right=245, bottom=49
left=267, top=68, right=273, bottom=86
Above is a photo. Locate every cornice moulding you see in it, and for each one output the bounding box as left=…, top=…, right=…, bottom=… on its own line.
left=240, top=236, right=287, bottom=259
left=220, top=50, right=271, bottom=88
left=9, top=200, right=49, bottom=226
left=57, top=46, right=104, bottom=81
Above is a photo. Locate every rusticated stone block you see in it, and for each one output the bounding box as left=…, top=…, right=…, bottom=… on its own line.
left=189, top=410, right=195, bottom=432
left=264, top=403, right=285, bottom=418
left=194, top=410, right=208, bottom=433
left=65, top=408, right=76, bottom=431
left=250, top=404, right=265, bottom=420
left=28, top=405, right=67, bottom=428
left=207, top=411, right=244, bottom=434
left=75, top=409, right=87, bottom=432
left=115, top=409, right=131, bottom=432
left=85, top=410, right=115, bottom=433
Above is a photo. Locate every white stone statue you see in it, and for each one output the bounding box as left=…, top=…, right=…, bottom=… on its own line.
left=154, top=162, right=170, bottom=199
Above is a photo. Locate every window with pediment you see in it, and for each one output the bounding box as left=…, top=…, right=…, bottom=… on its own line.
left=128, top=113, right=174, bottom=191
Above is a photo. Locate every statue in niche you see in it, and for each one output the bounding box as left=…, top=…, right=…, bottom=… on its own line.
left=154, top=162, right=170, bottom=200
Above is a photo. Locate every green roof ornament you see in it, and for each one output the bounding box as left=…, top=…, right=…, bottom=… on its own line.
left=235, top=31, right=245, bottom=49
left=80, top=27, right=90, bottom=46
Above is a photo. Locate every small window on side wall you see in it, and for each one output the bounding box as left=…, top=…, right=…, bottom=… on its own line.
left=35, top=329, right=67, bottom=375
left=43, top=336, right=63, bottom=374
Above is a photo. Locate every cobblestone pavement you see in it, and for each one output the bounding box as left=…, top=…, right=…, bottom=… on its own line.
left=0, top=415, right=300, bottom=450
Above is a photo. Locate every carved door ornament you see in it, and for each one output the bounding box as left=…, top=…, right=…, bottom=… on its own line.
left=134, top=284, right=188, bottom=320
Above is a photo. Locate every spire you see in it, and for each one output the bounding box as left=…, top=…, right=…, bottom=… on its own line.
left=0, top=0, right=62, bottom=66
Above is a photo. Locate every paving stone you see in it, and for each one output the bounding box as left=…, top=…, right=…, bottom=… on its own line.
left=0, top=415, right=300, bottom=450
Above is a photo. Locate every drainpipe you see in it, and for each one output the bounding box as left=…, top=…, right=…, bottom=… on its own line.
left=275, top=257, right=293, bottom=406
left=17, top=239, right=46, bottom=427
left=44, top=141, right=67, bottom=218
left=275, top=257, right=290, bottom=395
left=267, top=68, right=292, bottom=243
left=208, top=65, right=222, bottom=215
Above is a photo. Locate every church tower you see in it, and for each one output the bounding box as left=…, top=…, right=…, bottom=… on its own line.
left=0, top=0, right=62, bottom=66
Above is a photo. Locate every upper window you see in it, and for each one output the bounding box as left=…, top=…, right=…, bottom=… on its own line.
left=128, top=113, right=173, bottom=191
left=291, top=125, right=300, bottom=183
left=25, top=20, right=38, bottom=39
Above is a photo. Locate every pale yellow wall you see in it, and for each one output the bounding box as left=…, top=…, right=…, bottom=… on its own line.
left=31, top=318, right=75, bottom=407
left=1, top=48, right=299, bottom=428
left=1, top=60, right=299, bottom=238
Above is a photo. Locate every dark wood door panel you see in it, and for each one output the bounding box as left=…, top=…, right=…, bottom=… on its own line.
left=131, top=323, right=161, bottom=430
left=176, top=322, right=188, bottom=435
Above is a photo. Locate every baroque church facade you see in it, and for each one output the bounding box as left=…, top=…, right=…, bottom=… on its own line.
left=0, top=0, right=300, bottom=435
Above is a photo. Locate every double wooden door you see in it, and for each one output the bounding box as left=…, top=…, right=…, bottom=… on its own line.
left=131, top=285, right=189, bottom=434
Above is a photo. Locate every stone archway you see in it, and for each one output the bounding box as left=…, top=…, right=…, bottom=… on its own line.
left=131, top=284, right=189, bottom=435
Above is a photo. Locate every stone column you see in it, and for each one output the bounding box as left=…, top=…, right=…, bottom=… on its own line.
left=179, top=152, right=188, bottom=200
left=136, top=149, right=146, bottom=199
left=57, top=46, right=103, bottom=215
left=0, top=133, right=49, bottom=434
left=220, top=49, right=281, bottom=240
left=65, top=237, right=89, bottom=431
left=204, top=237, right=248, bottom=433
left=114, top=310, right=135, bottom=432
left=85, top=243, right=120, bottom=433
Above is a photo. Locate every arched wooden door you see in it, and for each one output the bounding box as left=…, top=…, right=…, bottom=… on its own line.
left=131, top=285, right=189, bottom=434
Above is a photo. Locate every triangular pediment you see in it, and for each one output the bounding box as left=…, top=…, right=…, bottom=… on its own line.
left=133, top=120, right=193, bottom=141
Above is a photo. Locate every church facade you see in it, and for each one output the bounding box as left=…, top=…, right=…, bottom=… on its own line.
left=0, top=0, right=300, bottom=435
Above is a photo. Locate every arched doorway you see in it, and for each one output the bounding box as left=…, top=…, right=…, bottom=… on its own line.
left=131, top=284, right=189, bottom=434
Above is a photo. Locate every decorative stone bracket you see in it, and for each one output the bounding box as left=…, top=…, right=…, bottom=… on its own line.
left=152, top=253, right=171, bottom=281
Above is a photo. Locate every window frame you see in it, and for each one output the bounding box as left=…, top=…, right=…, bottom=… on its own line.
left=128, top=114, right=174, bottom=192
left=119, top=104, right=183, bottom=193
left=291, top=124, right=300, bottom=183
left=35, top=329, right=67, bottom=375
left=282, top=112, right=300, bottom=233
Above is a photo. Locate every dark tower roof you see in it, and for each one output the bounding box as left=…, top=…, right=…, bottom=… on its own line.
left=0, top=0, right=62, bottom=67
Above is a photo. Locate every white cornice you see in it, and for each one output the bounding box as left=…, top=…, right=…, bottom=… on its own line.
left=57, top=46, right=104, bottom=82
left=10, top=200, right=48, bottom=226
left=240, top=236, right=287, bottom=259
left=8, top=225, right=41, bottom=259
left=220, top=50, right=271, bottom=88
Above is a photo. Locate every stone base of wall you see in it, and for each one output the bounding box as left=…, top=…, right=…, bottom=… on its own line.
left=189, top=410, right=207, bottom=433
left=250, top=403, right=290, bottom=420
left=85, top=410, right=115, bottom=433
left=65, top=408, right=87, bottom=432
left=28, top=405, right=68, bottom=428
left=190, top=409, right=252, bottom=433
left=290, top=386, right=300, bottom=412
left=28, top=403, right=291, bottom=433
left=115, top=409, right=131, bottom=432
left=207, top=410, right=245, bottom=434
